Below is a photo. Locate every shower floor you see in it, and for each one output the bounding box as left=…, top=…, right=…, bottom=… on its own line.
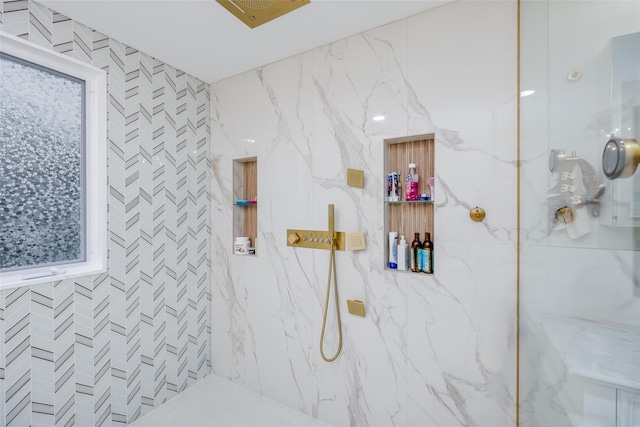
left=129, top=374, right=331, bottom=427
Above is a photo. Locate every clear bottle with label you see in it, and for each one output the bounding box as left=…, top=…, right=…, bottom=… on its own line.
left=422, top=232, right=433, bottom=274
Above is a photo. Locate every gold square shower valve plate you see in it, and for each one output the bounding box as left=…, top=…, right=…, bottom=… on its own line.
left=216, top=0, right=311, bottom=29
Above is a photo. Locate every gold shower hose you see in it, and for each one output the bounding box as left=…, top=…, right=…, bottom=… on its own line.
left=319, top=239, right=342, bottom=362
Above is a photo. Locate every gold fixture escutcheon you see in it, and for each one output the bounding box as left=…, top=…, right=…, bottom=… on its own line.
left=470, top=207, right=486, bottom=222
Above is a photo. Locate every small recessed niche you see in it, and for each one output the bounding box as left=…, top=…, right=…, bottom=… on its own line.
left=383, top=134, right=435, bottom=272
left=233, top=157, right=257, bottom=255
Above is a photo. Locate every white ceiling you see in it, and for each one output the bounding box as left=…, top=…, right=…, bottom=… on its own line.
left=38, top=0, right=453, bottom=83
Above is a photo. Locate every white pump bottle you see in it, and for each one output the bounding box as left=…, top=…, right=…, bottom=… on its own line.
left=397, top=235, right=408, bottom=271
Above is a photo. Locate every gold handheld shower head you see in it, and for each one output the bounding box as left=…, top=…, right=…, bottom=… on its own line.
left=328, top=204, right=335, bottom=240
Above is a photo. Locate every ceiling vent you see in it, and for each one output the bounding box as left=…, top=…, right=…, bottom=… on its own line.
left=216, top=0, right=311, bottom=29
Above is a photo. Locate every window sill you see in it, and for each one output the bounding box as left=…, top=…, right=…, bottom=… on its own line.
left=0, top=258, right=106, bottom=291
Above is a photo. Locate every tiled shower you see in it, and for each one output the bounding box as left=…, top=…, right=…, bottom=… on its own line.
left=3, top=0, right=639, bottom=425
left=0, top=1, right=211, bottom=424
left=3, top=0, right=521, bottom=426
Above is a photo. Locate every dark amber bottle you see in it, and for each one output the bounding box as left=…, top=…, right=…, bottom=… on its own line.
left=410, top=232, right=422, bottom=272
left=422, top=232, right=433, bottom=274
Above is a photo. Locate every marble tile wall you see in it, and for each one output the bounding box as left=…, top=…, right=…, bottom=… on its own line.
left=210, top=1, right=517, bottom=425
left=0, top=1, right=211, bottom=425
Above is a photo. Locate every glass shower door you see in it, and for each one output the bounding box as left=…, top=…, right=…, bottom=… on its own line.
left=519, top=1, right=640, bottom=425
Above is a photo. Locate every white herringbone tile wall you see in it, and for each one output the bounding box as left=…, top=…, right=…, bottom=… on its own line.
left=0, top=1, right=212, bottom=425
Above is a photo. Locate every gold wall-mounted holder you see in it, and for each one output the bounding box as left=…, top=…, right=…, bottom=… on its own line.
left=470, top=207, right=486, bottom=222
left=347, top=300, right=365, bottom=317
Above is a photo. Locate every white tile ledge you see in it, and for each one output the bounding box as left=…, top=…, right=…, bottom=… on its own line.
left=129, top=374, right=332, bottom=427
left=538, top=314, right=640, bottom=391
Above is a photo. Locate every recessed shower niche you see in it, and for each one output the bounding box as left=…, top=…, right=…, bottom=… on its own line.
left=383, top=134, right=435, bottom=272
left=233, top=157, right=257, bottom=255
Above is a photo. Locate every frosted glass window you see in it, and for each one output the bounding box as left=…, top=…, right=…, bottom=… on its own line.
left=0, top=33, right=106, bottom=290
left=0, top=53, right=86, bottom=271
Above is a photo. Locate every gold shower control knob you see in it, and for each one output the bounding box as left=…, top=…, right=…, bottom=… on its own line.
left=470, top=207, right=486, bottom=222
left=287, top=232, right=300, bottom=244
left=555, top=206, right=575, bottom=223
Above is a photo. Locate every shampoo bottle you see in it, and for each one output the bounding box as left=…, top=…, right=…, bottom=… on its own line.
left=388, top=232, right=398, bottom=269
left=410, top=232, right=422, bottom=272
left=422, top=232, right=433, bottom=274
left=397, top=235, right=408, bottom=271
left=411, top=164, right=419, bottom=200
left=405, top=163, right=419, bottom=201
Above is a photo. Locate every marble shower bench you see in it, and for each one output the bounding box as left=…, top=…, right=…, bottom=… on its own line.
left=538, top=314, right=640, bottom=426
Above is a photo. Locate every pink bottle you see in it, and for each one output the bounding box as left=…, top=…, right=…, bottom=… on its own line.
left=405, top=163, right=419, bottom=201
